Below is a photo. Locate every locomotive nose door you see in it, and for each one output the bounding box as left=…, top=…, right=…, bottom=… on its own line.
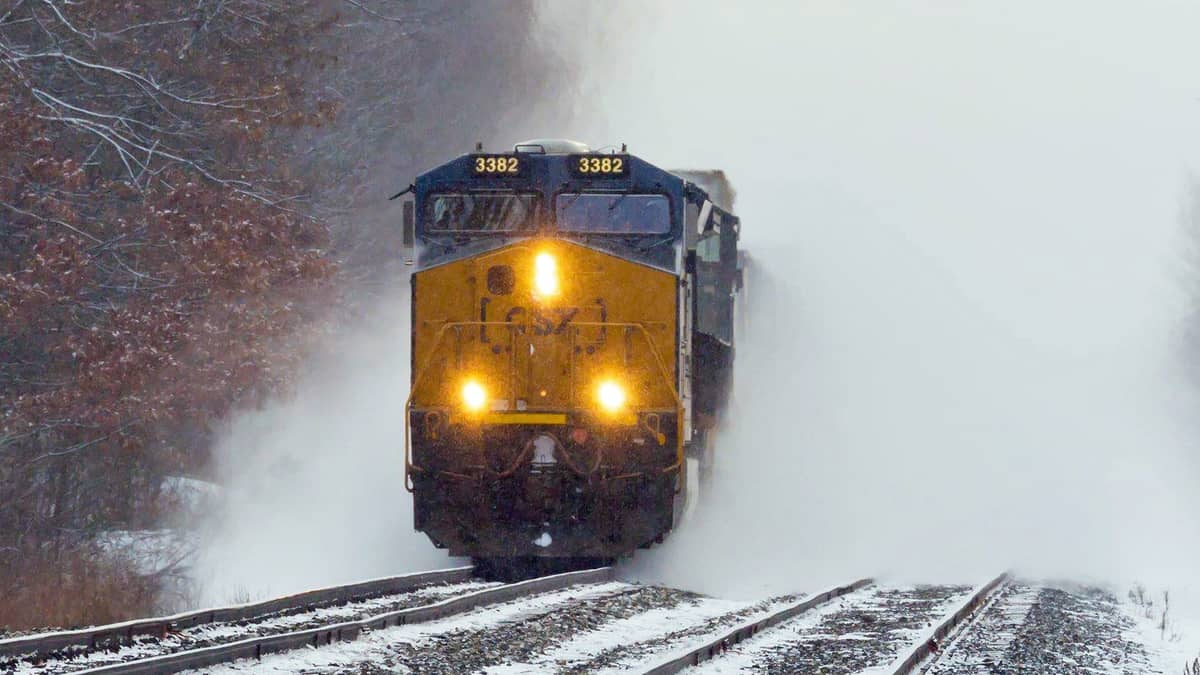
left=522, top=291, right=575, bottom=412
left=474, top=253, right=574, bottom=413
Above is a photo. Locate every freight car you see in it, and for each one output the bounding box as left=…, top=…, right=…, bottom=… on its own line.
left=397, top=139, right=743, bottom=577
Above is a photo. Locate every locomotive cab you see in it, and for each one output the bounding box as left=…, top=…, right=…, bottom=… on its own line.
left=401, top=140, right=741, bottom=576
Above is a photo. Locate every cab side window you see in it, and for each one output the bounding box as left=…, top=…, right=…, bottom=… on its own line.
left=697, top=227, right=721, bottom=262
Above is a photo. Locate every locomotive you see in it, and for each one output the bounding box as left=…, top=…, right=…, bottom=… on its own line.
left=398, top=139, right=743, bottom=576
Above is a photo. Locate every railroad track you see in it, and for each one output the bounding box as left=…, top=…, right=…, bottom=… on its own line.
left=640, top=577, right=874, bottom=674
left=643, top=573, right=1009, bottom=674
left=0, top=566, right=612, bottom=675
left=655, top=572, right=1167, bottom=675
left=913, top=578, right=1157, bottom=674
left=8, top=568, right=1154, bottom=674
left=2, top=568, right=888, bottom=674
left=888, top=572, right=1009, bottom=674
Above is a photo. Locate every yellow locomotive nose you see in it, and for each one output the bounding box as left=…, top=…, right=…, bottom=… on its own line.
left=533, top=252, right=558, bottom=298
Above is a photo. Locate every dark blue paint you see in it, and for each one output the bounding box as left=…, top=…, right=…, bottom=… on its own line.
left=413, top=152, right=689, bottom=271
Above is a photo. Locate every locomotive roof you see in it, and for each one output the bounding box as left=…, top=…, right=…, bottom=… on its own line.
left=414, top=141, right=732, bottom=216
left=510, top=138, right=590, bottom=154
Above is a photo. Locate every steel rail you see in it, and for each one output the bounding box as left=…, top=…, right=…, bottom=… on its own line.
left=0, top=566, right=473, bottom=665
left=638, top=577, right=874, bottom=675
left=60, top=566, right=612, bottom=675
left=888, top=571, right=1010, bottom=675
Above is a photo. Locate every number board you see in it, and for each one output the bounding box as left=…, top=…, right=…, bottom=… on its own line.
left=471, top=154, right=522, bottom=176
left=569, top=154, right=630, bottom=178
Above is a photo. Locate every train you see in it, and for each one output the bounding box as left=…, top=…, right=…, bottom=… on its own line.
left=397, top=139, right=744, bottom=577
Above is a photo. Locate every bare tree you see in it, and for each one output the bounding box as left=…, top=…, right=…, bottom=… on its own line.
left=0, top=0, right=337, bottom=628
left=0, top=0, right=577, bottom=629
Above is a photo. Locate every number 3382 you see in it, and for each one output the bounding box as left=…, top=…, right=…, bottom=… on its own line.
left=577, top=157, right=624, bottom=174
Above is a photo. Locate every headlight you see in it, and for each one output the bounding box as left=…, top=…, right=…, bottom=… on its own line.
left=461, top=380, right=487, bottom=412
left=534, top=252, right=559, bottom=298
left=596, top=380, right=626, bottom=412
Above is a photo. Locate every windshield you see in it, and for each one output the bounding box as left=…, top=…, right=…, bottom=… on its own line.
left=426, top=193, right=538, bottom=233
left=555, top=194, right=671, bottom=234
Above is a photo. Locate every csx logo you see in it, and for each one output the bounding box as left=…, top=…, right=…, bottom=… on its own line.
left=482, top=298, right=605, bottom=342
left=502, top=306, right=580, bottom=335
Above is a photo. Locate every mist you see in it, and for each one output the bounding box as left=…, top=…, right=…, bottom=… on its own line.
left=538, top=1, right=1200, bottom=595
left=191, top=2, right=579, bottom=603
left=193, top=1, right=1200, bottom=603
left=191, top=298, right=453, bottom=603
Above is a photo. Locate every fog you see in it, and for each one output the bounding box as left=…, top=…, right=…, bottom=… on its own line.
left=538, top=1, right=1200, bottom=596
left=191, top=300, right=455, bottom=603
left=196, top=1, right=1200, bottom=603
left=191, top=2, right=576, bottom=603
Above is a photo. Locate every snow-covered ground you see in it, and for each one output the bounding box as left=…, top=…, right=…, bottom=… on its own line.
left=167, top=577, right=1200, bottom=674
left=925, top=583, right=1042, bottom=673
left=190, top=581, right=633, bottom=673
left=687, top=582, right=974, bottom=674
left=183, top=579, right=807, bottom=674
left=13, top=573, right=1200, bottom=674
left=927, top=582, right=1155, bottom=674
left=6, top=579, right=495, bottom=675
left=1123, top=582, right=1200, bottom=674
left=180, top=578, right=969, bottom=674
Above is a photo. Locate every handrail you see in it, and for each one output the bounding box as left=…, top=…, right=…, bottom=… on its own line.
left=569, top=321, right=685, bottom=485
left=404, top=319, right=683, bottom=490
left=404, top=320, right=461, bottom=490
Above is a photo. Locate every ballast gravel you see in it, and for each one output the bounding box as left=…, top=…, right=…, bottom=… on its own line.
left=748, top=584, right=972, bottom=674
left=6, top=580, right=498, bottom=675
left=366, top=585, right=697, bottom=673
left=556, top=592, right=803, bottom=674
left=29, top=577, right=1176, bottom=674
left=929, top=582, right=1156, bottom=674
left=686, top=583, right=975, bottom=675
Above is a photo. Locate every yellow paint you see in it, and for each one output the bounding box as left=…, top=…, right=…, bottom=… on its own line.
left=597, top=411, right=639, bottom=427
left=411, top=240, right=677, bottom=418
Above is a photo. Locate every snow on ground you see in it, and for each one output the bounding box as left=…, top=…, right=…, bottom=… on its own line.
left=883, top=579, right=1177, bottom=674
left=681, top=588, right=869, bottom=675
left=14, top=571, right=1192, bottom=674
left=186, top=579, right=801, bottom=674
left=162, top=475, right=222, bottom=514
left=10, top=581, right=497, bottom=675
left=190, top=581, right=631, bottom=674
left=1123, top=582, right=1200, bottom=674
left=481, top=600, right=747, bottom=674
left=687, top=582, right=974, bottom=674
left=11, top=574, right=1199, bottom=674
left=486, top=593, right=798, bottom=674
left=924, top=583, right=1041, bottom=674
